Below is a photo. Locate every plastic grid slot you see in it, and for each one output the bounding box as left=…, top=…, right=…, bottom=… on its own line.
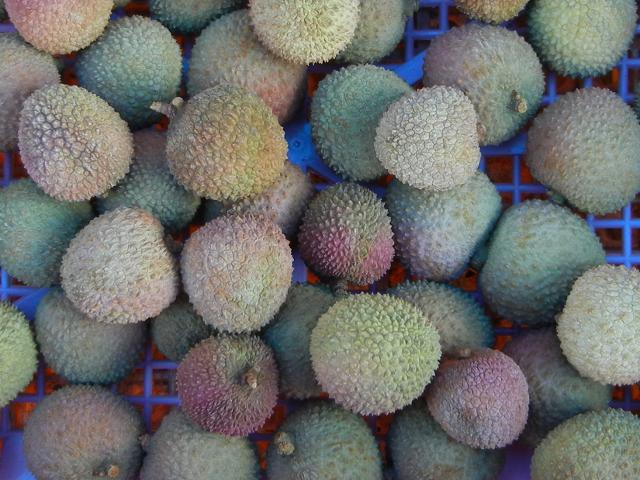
left=1, top=0, right=640, bottom=477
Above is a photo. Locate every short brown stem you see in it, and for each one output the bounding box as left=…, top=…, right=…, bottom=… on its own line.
left=93, top=463, right=120, bottom=478
left=275, top=431, right=295, bottom=456
left=511, top=91, right=528, bottom=114
left=243, top=368, right=259, bottom=389
left=150, top=97, right=184, bottom=120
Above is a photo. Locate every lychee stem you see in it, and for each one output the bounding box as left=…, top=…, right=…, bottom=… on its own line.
left=93, top=464, right=120, bottom=478
left=150, top=97, right=184, bottom=120
left=511, top=91, right=528, bottom=114
left=243, top=368, right=259, bottom=389
left=275, top=431, right=295, bottom=456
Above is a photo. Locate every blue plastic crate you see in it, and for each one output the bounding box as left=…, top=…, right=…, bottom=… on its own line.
left=1, top=1, right=640, bottom=479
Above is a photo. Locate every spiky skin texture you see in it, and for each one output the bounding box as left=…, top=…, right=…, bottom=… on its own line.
left=338, top=0, right=407, bottom=64
left=19, top=84, right=133, bottom=202
left=385, top=173, right=501, bottom=280
left=150, top=0, right=243, bottom=33
left=0, top=302, right=36, bottom=408
left=210, top=162, right=315, bottom=239
left=0, top=33, right=59, bottom=151
left=61, top=208, right=179, bottom=324
left=388, top=402, right=505, bottom=480
left=5, top=0, right=111, bottom=55
left=189, top=10, right=306, bottom=124
left=298, top=183, right=394, bottom=284
left=375, top=86, right=480, bottom=191
left=249, top=0, right=360, bottom=65
left=479, top=200, right=605, bottom=326
left=531, top=409, right=640, bottom=480
left=557, top=265, right=640, bottom=385
left=311, top=65, right=412, bottom=181
left=263, top=284, right=335, bottom=399
left=181, top=214, right=292, bottom=332
left=23, top=386, right=144, bottom=480
left=163, top=85, right=287, bottom=202
left=35, top=289, right=147, bottom=385
left=310, top=294, right=441, bottom=415
left=0, top=180, right=93, bottom=287
left=424, top=24, right=544, bottom=146
left=96, top=130, right=200, bottom=233
left=266, top=402, right=383, bottom=480
left=426, top=349, right=529, bottom=449
left=151, top=297, right=213, bottom=362
left=76, top=16, right=182, bottom=130
left=141, top=409, right=259, bottom=480
left=455, top=0, right=529, bottom=24
left=527, top=88, right=640, bottom=215
left=388, top=281, right=494, bottom=356
left=528, top=0, right=636, bottom=78
left=177, top=335, right=278, bottom=436
left=503, top=328, right=611, bottom=447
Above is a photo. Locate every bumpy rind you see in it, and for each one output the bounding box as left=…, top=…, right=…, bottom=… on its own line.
left=96, top=129, right=200, bottom=233
left=310, top=294, right=441, bottom=415
left=479, top=200, right=605, bottom=326
left=455, top=0, right=529, bottom=24
left=249, top=0, right=361, bottom=65
left=0, top=33, right=59, bottom=151
left=0, top=179, right=93, bottom=287
left=338, top=0, right=407, bottom=64
left=557, top=265, right=640, bottom=386
left=266, top=401, right=383, bottom=480
left=0, top=302, right=37, bottom=408
left=503, top=328, right=611, bottom=447
left=263, top=284, right=335, bottom=399
left=388, top=280, right=494, bottom=355
left=210, top=162, right=315, bottom=239
left=375, top=86, right=480, bottom=191
left=141, top=409, right=259, bottom=480
left=528, top=0, right=636, bottom=78
left=531, top=409, right=640, bottom=480
left=150, top=0, right=243, bottom=33
left=527, top=88, right=640, bottom=215
left=18, top=84, right=133, bottom=201
left=189, top=10, right=306, bottom=124
left=5, top=0, right=112, bottom=54
left=424, top=23, right=544, bottom=146
left=77, top=16, right=182, bottom=130
left=426, top=349, right=529, bottom=449
left=389, top=402, right=505, bottom=480
left=35, top=288, right=147, bottom=384
left=61, top=207, right=179, bottom=324
left=151, top=297, right=213, bottom=362
left=298, top=183, right=394, bottom=284
left=23, top=385, right=144, bottom=480
left=385, top=172, right=501, bottom=280
left=163, top=84, right=287, bottom=202
left=311, top=65, right=412, bottom=181
left=176, top=335, right=279, bottom=436
left=181, top=213, right=292, bottom=332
